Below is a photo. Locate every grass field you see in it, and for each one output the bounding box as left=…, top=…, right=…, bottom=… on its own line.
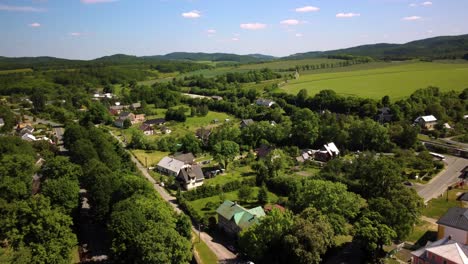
left=204, top=166, right=255, bottom=186
left=422, top=187, right=465, bottom=219
left=132, top=149, right=170, bottom=167
left=192, top=231, right=217, bottom=264
left=280, top=61, right=468, bottom=100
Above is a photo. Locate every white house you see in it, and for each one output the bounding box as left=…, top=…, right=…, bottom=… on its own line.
left=21, top=133, right=37, bottom=142
left=176, top=165, right=204, bottom=190
left=256, top=98, right=276, bottom=108
left=415, top=115, right=438, bottom=130
left=156, top=157, right=186, bottom=176
left=411, top=236, right=468, bottom=264
left=0, top=118, right=4, bottom=128
left=437, top=207, right=468, bottom=245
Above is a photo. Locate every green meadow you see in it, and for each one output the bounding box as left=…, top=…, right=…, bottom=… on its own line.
left=279, top=61, right=468, bottom=99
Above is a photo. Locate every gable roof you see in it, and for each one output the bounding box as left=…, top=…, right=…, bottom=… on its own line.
left=0, top=118, right=4, bottom=125
left=240, top=119, right=254, bottom=126
left=416, top=115, right=437, bottom=123
left=216, top=200, right=265, bottom=230
left=256, top=98, right=275, bottom=106
left=177, top=165, right=204, bottom=183
left=412, top=237, right=468, bottom=264
left=157, top=157, right=185, bottom=174
left=174, top=153, right=195, bottom=164
left=144, top=118, right=166, bottom=126
left=324, top=142, right=340, bottom=156
left=139, top=124, right=153, bottom=132
left=119, top=112, right=134, bottom=119
left=437, top=207, right=468, bottom=232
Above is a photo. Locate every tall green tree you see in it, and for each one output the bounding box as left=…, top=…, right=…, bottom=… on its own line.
left=212, top=140, right=239, bottom=170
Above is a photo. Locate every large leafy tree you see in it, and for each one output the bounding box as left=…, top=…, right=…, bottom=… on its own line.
left=290, top=108, right=319, bottom=147
left=212, top=140, right=239, bottom=170
left=41, top=177, right=80, bottom=214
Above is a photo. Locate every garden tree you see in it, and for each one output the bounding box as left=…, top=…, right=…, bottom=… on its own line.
left=389, top=122, right=419, bottom=148
left=0, top=154, right=36, bottom=202
left=368, top=188, right=423, bottom=240
left=112, top=174, right=154, bottom=203
left=129, top=129, right=148, bottom=150
left=165, top=107, right=187, bottom=122
left=253, top=161, right=270, bottom=185
left=175, top=214, right=192, bottom=240
left=82, top=102, right=112, bottom=125
left=82, top=159, right=119, bottom=221
left=238, top=185, right=253, bottom=203
left=348, top=118, right=393, bottom=152
left=290, top=108, right=319, bottom=147
left=212, top=140, right=240, bottom=170
left=296, top=89, right=308, bottom=107
left=180, top=133, right=202, bottom=155
left=0, top=136, right=35, bottom=157
left=354, top=211, right=396, bottom=260
left=289, top=179, right=365, bottom=219
left=353, top=155, right=404, bottom=199
left=263, top=149, right=288, bottom=177
left=0, top=196, right=77, bottom=264
left=30, top=88, right=46, bottom=113
left=381, top=95, right=390, bottom=107
left=0, top=105, right=15, bottom=132
left=69, top=139, right=99, bottom=165
left=208, top=124, right=241, bottom=148
left=257, top=184, right=269, bottom=205
left=63, top=124, right=89, bottom=149
left=317, top=113, right=349, bottom=148
left=108, top=194, right=192, bottom=264
left=239, top=209, right=295, bottom=263
left=41, top=177, right=80, bottom=214
left=123, top=118, right=132, bottom=129
left=41, top=156, right=82, bottom=181
left=282, top=207, right=335, bottom=264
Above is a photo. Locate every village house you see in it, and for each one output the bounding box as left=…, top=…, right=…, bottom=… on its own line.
left=216, top=200, right=266, bottom=236
left=139, top=124, right=154, bottom=136
left=114, top=112, right=145, bottom=128
left=458, top=193, right=468, bottom=208
left=144, top=118, right=166, bottom=127
left=211, top=95, right=223, bottom=101
left=376, top=107, right=393, bottom=123
left=156, top=157, right=186, bottom=177
left=131, top=102, right=141, bottom=110
left=0, top=118, right=4, bottom=128
left=415, top=115, right=438, bottom=130
left=21, top=133, right=37, bottom=142
left=436, top=207, right=468, bottom=245
left=176, top=165, right=204, bottom=190
left=296, top=149, right=314, bottom=163
left=240, top=119, right=254, bottom=128
left=173, top=152, right=196, bottom=165
left=196, top=127, right=212, bottom=144
left=315, top=142, right=340, bottom=162
left=411, top=236, right=468, bottom=264
left=109, top=105, right=125, bottom=115
left=255, top=144, right=275, bottom=159
left=255, top=98, right=276, bottom=108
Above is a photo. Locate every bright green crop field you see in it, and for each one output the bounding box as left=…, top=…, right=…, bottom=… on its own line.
left=279, top=61, right=468, bottom=99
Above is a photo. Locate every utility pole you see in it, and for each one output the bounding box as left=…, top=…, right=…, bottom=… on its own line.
left=198, top=223, right=201, bottom=243
left=145, top=157, right=147, bottom=168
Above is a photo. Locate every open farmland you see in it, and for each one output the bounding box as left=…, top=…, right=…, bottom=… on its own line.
left=279, top=61, right=468, bottom=99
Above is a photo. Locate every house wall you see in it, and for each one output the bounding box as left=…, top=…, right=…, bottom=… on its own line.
left=412, top=252, right=458, bottom=264
left=438, top=224, right=468, bottom=244
left=156, top=166, right=178, bottom=177
left=218, top=214, right=240, bottom=236
left=185, top=179, right=203, bottom=190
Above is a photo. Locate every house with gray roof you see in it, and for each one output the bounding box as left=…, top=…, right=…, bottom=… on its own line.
left=174, top=152, right=195, bottom=165
left=255, top=98, right=276, bottom=108
left=177, top=165, right=204, bottom=190
left=437, top=207, right=468, bottom=245
left=216, top=200, right=265, bottom=236
left=411, top=236, right=468, bottom=264
left=240, top=119, right=254, bottom=128
left=156, top=157, right=186, bottom=177
left=415, top=115, right=438, bottom=130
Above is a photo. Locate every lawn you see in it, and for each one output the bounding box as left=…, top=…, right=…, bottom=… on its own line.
left=405, top=220, right=437, bottom=245
left=192, top=231, right=217, bottom=264
left=204, top=166, right=255, bottom=186
left=279, top=61, right=468, bottom=100
left=188, top=187, right=279, bottom=218
left=131, top=149, right=170, bottom=167
left=0, top=68, right=33, bottom=74
left=422, top=187, right=466, bottom=219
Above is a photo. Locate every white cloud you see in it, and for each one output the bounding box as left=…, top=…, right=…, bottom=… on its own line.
left=231, top=37, right=239, bottom=41
left=0, top=4, right=45, bottom=12
left=81, top=0, right=117, bottom=3
left=421, top=1, right=433, bottom=6
left=206, top=29, right=216, bottom=34
left=182, top=10, right=201, bottom=18
left=70, top=32, right=84, bottom=37
left=410, top=2, right=432, bottom=7
left=409, top=3, right=417, bottom=7
left=240, top=23, right=267, bottom=30
left=29, top=22, right=41, bottom=27
left=402, top=16, right=422, bottom=21
left=280, top=19, right=300, bottom=26
left=295, top=33, right=303, bottom=37
left=295, top=6, right=320, bottom=13
left=336, top=13, right=361, bottom=18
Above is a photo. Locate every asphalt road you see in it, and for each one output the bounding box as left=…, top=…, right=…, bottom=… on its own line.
left=415, top=155, right=468, bottom=203
left=109, top=131, right=237, bottom=262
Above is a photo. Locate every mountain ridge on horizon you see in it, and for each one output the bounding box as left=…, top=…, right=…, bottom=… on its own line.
left=1, top=34, right=467, bottom=66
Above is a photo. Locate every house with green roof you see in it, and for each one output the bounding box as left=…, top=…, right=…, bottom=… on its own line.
left=216, top=200, right=266, bottom=236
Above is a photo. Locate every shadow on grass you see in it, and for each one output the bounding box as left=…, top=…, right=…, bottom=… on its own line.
left=415, top=231, right=438, bottom=247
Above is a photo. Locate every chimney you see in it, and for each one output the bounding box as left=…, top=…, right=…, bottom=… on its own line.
left=448, top=235, right=452, bottom=240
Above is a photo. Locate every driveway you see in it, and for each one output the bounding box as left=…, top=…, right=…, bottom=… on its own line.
left=415, top=155, right=468, bottom=203
left=109, top=131, right=237, bottom=262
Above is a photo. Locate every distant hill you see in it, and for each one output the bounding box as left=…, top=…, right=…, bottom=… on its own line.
left=147, top=52, right=274, bottom=63
left=286, top=34, right=468, bottom=60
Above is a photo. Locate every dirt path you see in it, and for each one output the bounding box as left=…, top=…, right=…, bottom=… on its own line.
left=109, top=130, right=237, bottom=262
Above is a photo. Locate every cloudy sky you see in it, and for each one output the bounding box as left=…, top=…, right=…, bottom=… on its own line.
left=1, top=0, right=467, bottom=59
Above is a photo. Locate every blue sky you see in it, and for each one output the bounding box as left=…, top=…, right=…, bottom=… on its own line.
left=1, top=0, right=467, bottom=59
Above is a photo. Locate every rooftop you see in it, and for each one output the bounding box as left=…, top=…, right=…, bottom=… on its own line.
left=437, top=207, right=468, bottom=232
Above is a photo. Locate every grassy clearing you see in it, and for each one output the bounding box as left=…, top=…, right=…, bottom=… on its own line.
left=405, top=220, right=437, bottom=245
left=238, top=58, right=344, bottom=71
left=422, top=187, right=466, bottom=219
left=280, top=61, right=468, bottom=99
left=192, top=231, right=218, bottom=264
left=188, top=187, right=279, bottom=218
left=204, top=166, right=255, bottom=186
left=131, top=149, right=170, bottom=167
